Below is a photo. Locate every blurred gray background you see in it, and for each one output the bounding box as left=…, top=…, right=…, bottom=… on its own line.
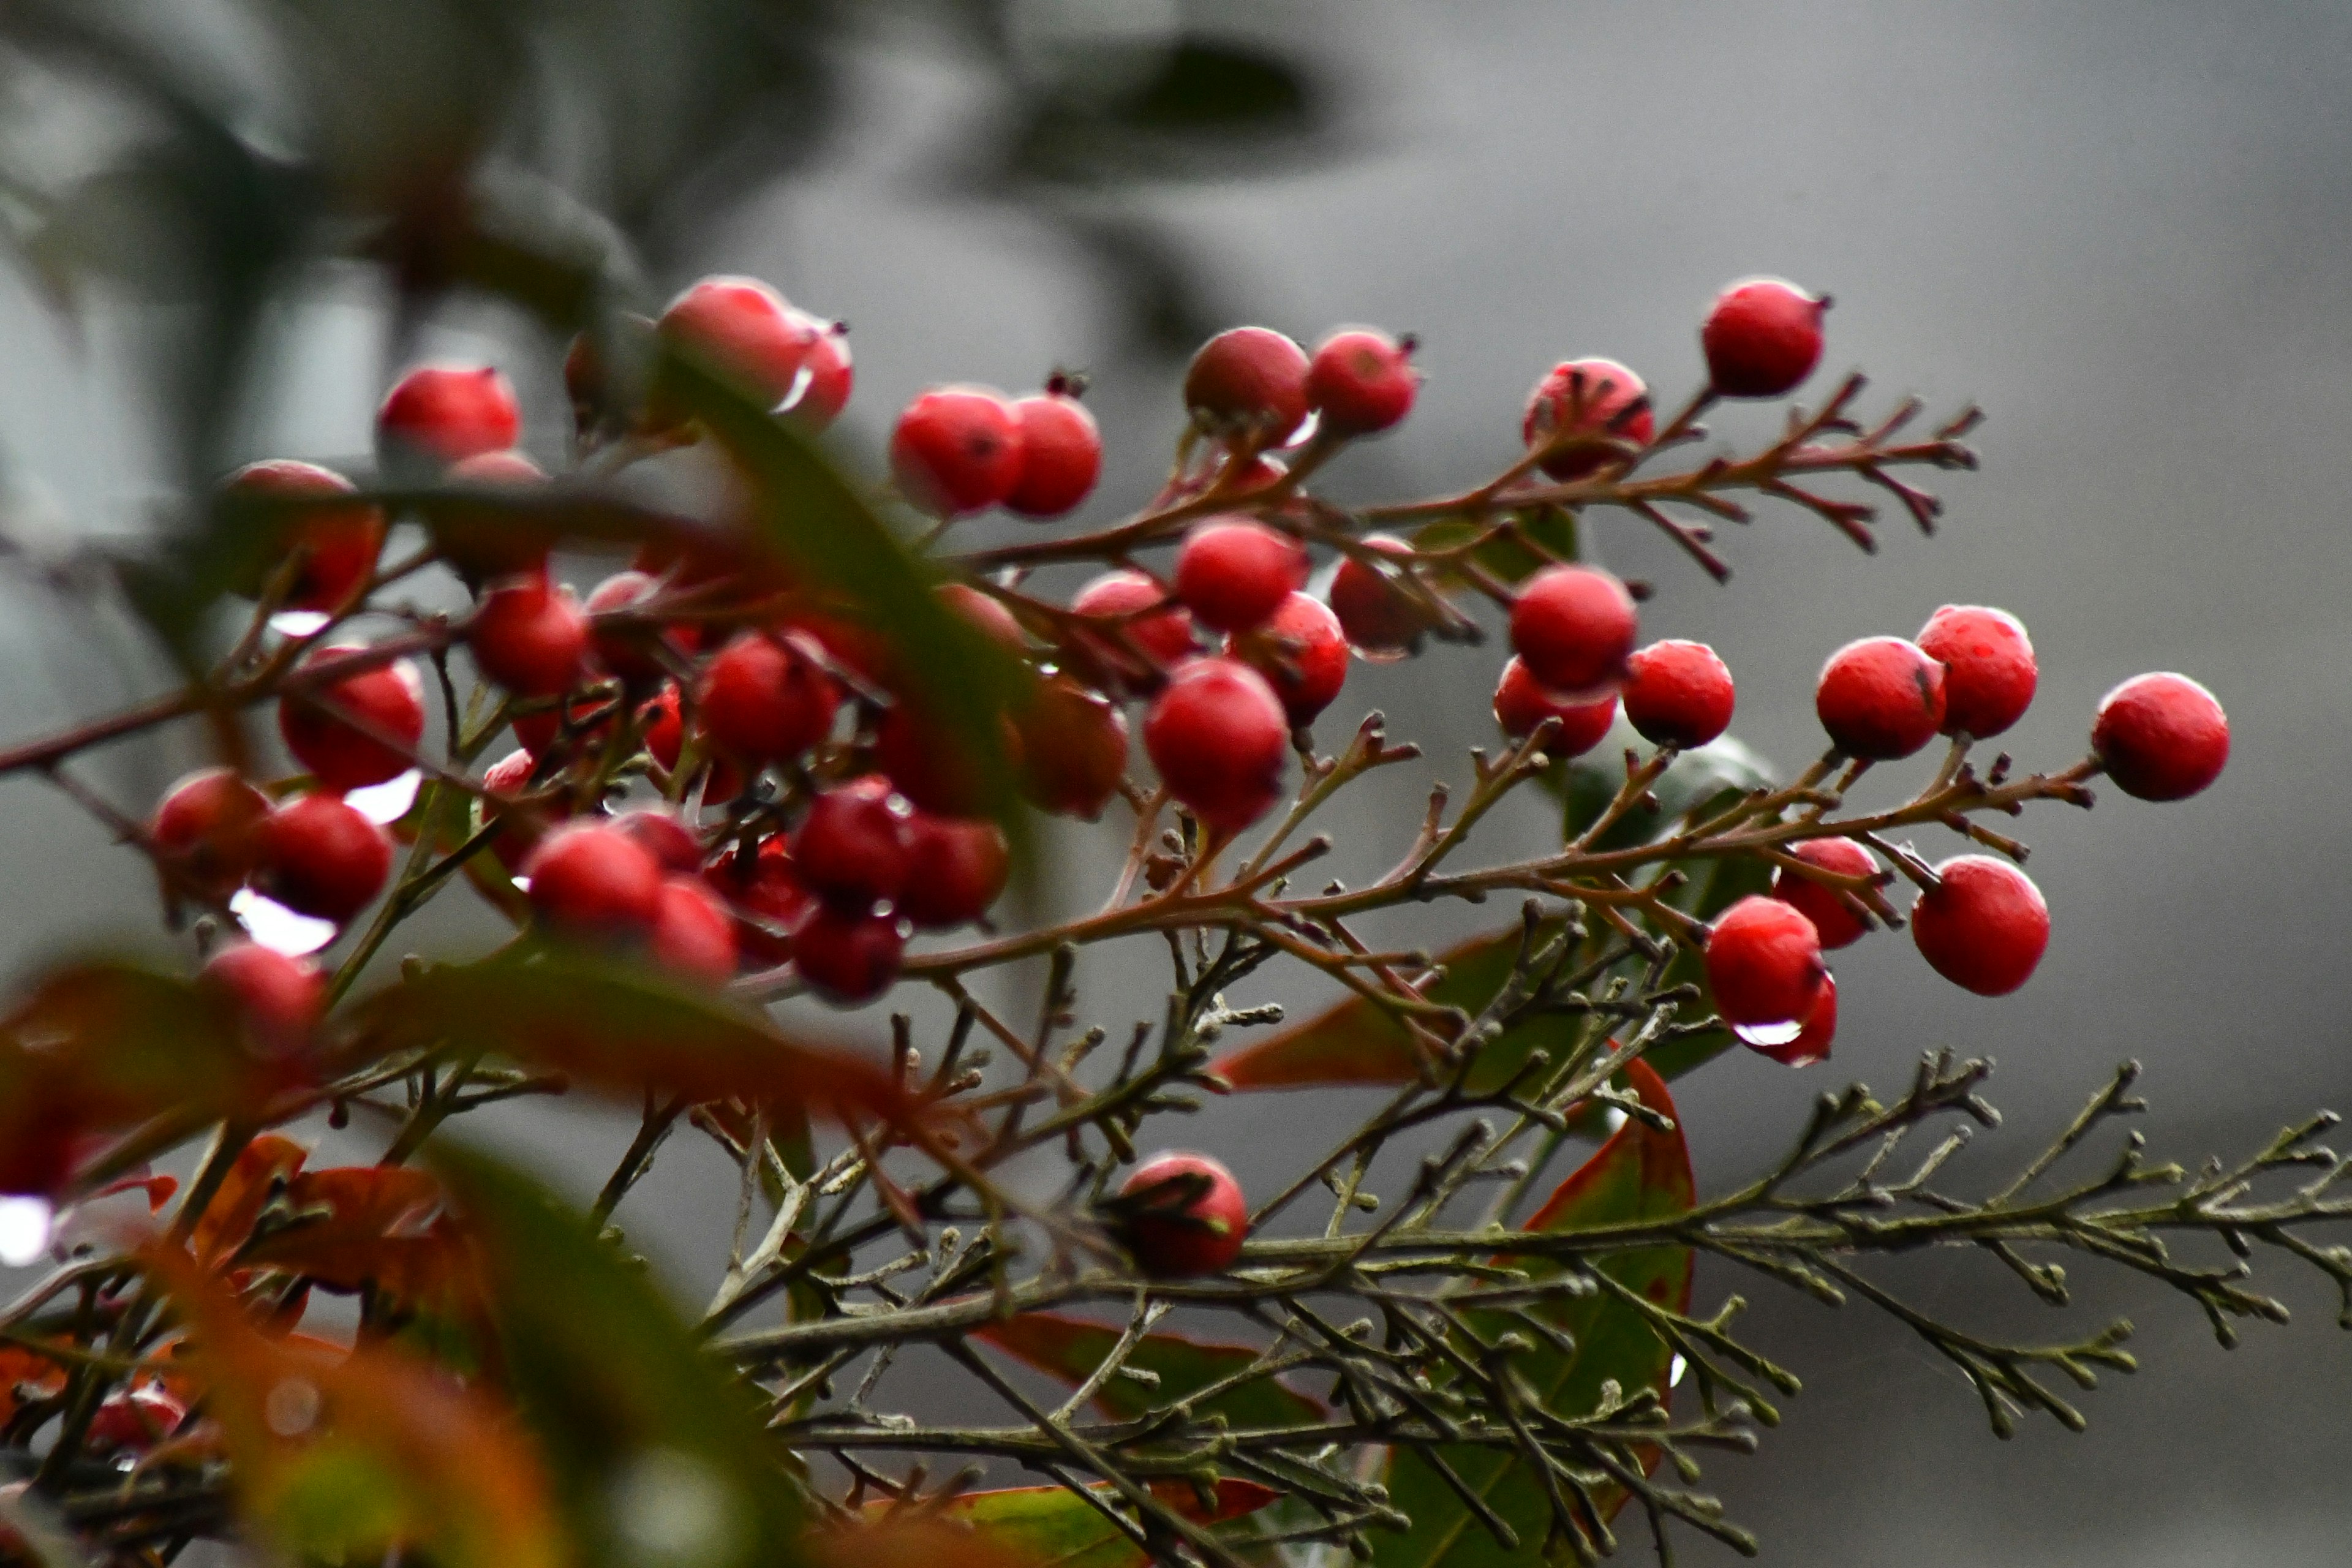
left=0, top=2, right=2346, bottom=1564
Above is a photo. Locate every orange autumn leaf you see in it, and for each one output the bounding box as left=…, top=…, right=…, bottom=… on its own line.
left=192, top=1134, right=310, bottom=1267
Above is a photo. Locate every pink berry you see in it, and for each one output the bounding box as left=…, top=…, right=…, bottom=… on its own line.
left=376, top=364, right=521, bottom=478
left=1815, top=637, right=1948, bottom=760
left=1306, top=329, right=1419, bottom=437
left=153, top=768, right=273, bottom=898
left=1770, top=837, right=1879, bottom=950
left=1702, top=279, right=1828, bottom=399
left=890, top=386, right=1023, bottom=516
left=1064, top=570, right=1198, bottom=696
left=258, top=794, right=392, bottom=923
left=1910, top=855, right=2049, bottom=996
left=1005, top=383, right=1102, bottom=518
left=1233, top=592, right=1349, bottom=727
left=1916, top=605, right=2036, bottom=740
left=695, top=631, right=840, bottom=766
left=937, top=583, right=1029, bottom=654
left=792, top=776, right=913, bottom=911
left=472, top=575, right=590, bottom=699
left=1622, top=640, right=1735, bottom=749
left=1119, top=1152, right=1248, bottom=1278
left=657, top=276, right=817, bottom=408
left=1509, top=565, right=1638, bottom=698
left=1183, top=327, right=1310, bottom=438
left=279, top=646, right=426, bottom=792
left=1143, top=657, right=1291, bottom=834
left=1522, top=358, right=1653, bottom=481
left=792, top=905, right=905, bottom=1005
left=1174, top=519, right=1308, bottom=635
left=1492, top=658, right=1618, bottom=756
left=1705, top=895, right=1828, bottom=1032
left=200, top=943, right=326, bottom=1059
left=650, top=875, right=739, bottom=982
left=2092, top=673, right=2228, bottom=802
left=523, top=822, right=663, bottom=941
left=612, top=809, right=702, bottom=874
left=222, top=460, right=384, bottom=612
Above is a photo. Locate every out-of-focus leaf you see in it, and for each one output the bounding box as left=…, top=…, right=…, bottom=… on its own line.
left=975, top=1311, right=1325, bottom=1431
left=1008, top=40, right=1325, bottom=185
left=239, top=1166, right=467, bottom=1302
left=856, top=1478, right=1278, bottom=1568
left=0, top=1344, right=67, bottom=1424
left=1411, top=505, right=1578, bottom=587
left=1559, top=733, right=1774, bottom=854
left=192, top=1133, right=310, bottom=1267
left=1373, top=1061, right=1694, bottom=1568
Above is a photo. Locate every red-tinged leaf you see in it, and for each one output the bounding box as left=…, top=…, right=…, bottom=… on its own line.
left=976, top=1312, right=1325, bottom=1431
left=1372, top=1061, right=1695, bottom=1568
left=94, top=1171, right=179, bottom=1211
left=239, top=1166, right=467, bottom=1300
left=0, top=1344, right=67, bottom=1422
left=848, top=1479, right=1278, bottom=1568
left=192, top=1134, right=310, bottom=1267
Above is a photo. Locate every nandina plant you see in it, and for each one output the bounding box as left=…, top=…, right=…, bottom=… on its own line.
left=0, top=238, right=2340, bottom=1568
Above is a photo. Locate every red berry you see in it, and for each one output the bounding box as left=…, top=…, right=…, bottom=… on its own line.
left=1144, top=657, right=1290, bottom=834
left=1769, top=837, right=1879, bottom=950
left=937, top=583, right=1028, bottom=654
left=791, top=905, right=905, bottom=1005
left=472, top=575, right=590, bottom=699
left=1705, top=895, right=1828, bottom=1033
left=1118, top=1152, right=1248, bottom=1278
left=1509, top=565, right=1638, bottom=698
left=86, top=1385, right=186, bottom=1455
left=222, top=461, right=384, bottom=612
left=788, top=314, right=853, bottom=432
left=1064, top=570, right=1197, bottom=696
left=258, top=794, right=392, bottom=922
left=793, top=776, right=913, bottom=911
left=1327, top=534, right=1431, bottom=657
left=279, top=647, right=426, bottom=792
left=1174, top=519, right=1308, bottom=635
left=657, top=276, right=817, bottom=408
left=898, top=813, right=1010, bottom=929
left=513, top=695, right=617, bottom=760
left=1752, top=974, right=1836, bottom=1068
left=1916, top=605, right=2036, bottom=739
left=1522, top=358, right=1653, bottom=481
left=1234, top=592, right=1349, bottom=727
left=705, top=836, right=811, bottom=966
left=696, top=631, right=840, bottom=766
left=523, top=822, right=663, bottom=941
left=584, top=570, right=690, bottom=685
left=1911, top=855, right=2049, bottom=996
left=643, top=684, right=745, bottom=801
left=1017, top=677, right=1129, bottom=820
left=1306, top=328, right=1419, bottom=437
left=376, top=364, right=521, bottom=477
left=1815, top=637, right=1947, bottom=760
left=1623, top=640, right=1735, bottom=749
left=1184, top=327, right=1310, bottom=439
left=437, top=450, right=555, bottom=581
left=650, top=875, right=738, bottom=982
left=200, top=943, right=325, bottom=1059
left=1492, top=658, right=1618, bottom=756
left=153, top=767, right=272, bottom=897
left=477, top=748, right=559, bottom=870
left=873, top=698, right=997, bottom=818
left=890, top=387, right=1023, bottom=516
left=1702, top=278, right=1828, bottom=399
left=613, top=809, right=701, bottom=873
left=1005, top=388, right=1102, bottom=518
left=2092, top=673, right=2228, bottom=802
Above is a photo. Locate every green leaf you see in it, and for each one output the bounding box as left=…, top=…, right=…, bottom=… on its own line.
left=974, top=1311, right=1326, bottom=1432
left=1411, top=506, right=1578, bottom=586
left=1373, top=1061, right=1694, bottom=1568
left=1007, top=40, right=1325, bottom=186
left=899, top=1479, right=1278, bottom=1568
left=1559, top=733, right=1774, bottom=854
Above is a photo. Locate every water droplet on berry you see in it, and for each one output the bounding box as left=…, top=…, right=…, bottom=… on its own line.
left=1732, top=1018, right=1806, bottom=1049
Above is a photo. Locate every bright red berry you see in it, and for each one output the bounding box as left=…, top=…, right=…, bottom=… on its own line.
left=1327, top=535, right=1431, bottom=657
left=279, top=647, right=426, bottom=792
left=1623, top=640, right=1735, bottom=749
left=1017, top=677, right=1130, bottom=820
left=1510, top=565, right=1638, bottom=698
left=1705, top=895, right=1829, bottom=1035
left=1522, top=358, right=1654, bottom=481
left=1815, top=637, right=1947, bottom=760
left=1752, top=974, right=1836, bottom=1068
left=1702, top=278, right=1828, bottom=399
left=657, top=276, right=817, bottom=409
left=1065, top=570, right=1197, bottom=696
left=793, top=776, right=913, bottom=911
left=643, top=683, right=745, bottom=801
left=437, top=450, right=554, bottom=581
left=1184, top=327, right=1310, bottom=439
left=705, top=836, right=812, bottom=967
left=1005, top=383, right=1102, bottom=518
left=86, top=1384, right=186, bottom=1455
left=1770, top=837, right=1879, bottom=950
left=696, top=631, right=840, bottom=767
left=788, top=313, right=853, bottom=431
left=898, top=813, right=1010, bottom=930
left=376, top=364, right=521, bottom=478
left=222, top=461, right=384, bottom=612
left=1910, top=855, right=2049, bottom=996
left=200, top=943, right=325, bottom=1059
left=258, top=794, right=392, bottom=922
left=613, top=809, right=701, bottom=873
left=890, top=387, right=1023, bottom=516
left=2092, top=673, right=2229, bottom=802
left=649, top=875, right=738, bottom=982
left=1118, top=1152, right=1248, bottom=1278
left=153, top=767, right=273, bottom=898
left=1143, top=657, right=1290, bottom=834
left=1916, top=605, right=2036, bottom=739
left=1306, top=328, right=1419, bottom=437
left=1234, top=592, right=1349, bottom=727
left=584, top=570, right=689, bottom=684
left=523, top=822, right=663, bottom=941
left=1174, top=519, right=1308, bottom=635
left=472, top=575, right=590, bottom=699
left=792, top=905, right=906, bottom=1005
left=1492, top=658, right=1618, bottom=756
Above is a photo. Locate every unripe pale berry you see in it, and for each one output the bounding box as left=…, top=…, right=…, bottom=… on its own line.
left=890, top=386, right=1023, bottom=516
left=1522, top=358, right=1653, bottom=481
left=222, top=460, right=384, bottom=612
left=523, top=822, right=664, bottom=941
left=279, top=647, right=426, bottom=792
left=898, top=813, right=1010, bottom=930
left=613, top=809, right=702, bottom=874
left=1174, top=519, right=1309, bottom=635
left=1705, top=895, right=1829, bottom=1033
left=200, top=943, right=325, bottom=1060
left=1005, top=385, right=1102, bottom=518
left=1815, top=636, right=1947, bottom=760
left=1752, top=974, right=1836, bottom=1068
left=1018, top=677, right=1130, bottom=820
left=1327, top=535, right=1431, bottom=656
left=2092, top=673, right=2228, bottom=802
left=643, top=683, right=745, bottom=801
left=696, top=631, right=840, bottom=766
left=1770, top=837, right=1879, bottom=950
left=788, top=314, right=853, bottom=431
left=1306, top=328, right=1419, bottom=437
left=1623, top=640, right=1735, bottom=749
left=376, top=364, right=521, bottom=478
left=437, top=450, right=554, bottom=581
left=704, top=835, right=811, bottom=967
left=656, top=276, right=816, bottom=409
left=478, top=748, right=557, bottom=871
left=650, top=875, right=738, bottom=982
left=793, top=776, right=913, bottom=911
left=1234, top=592, right=1349, bottom=727
left=153, top=767, right=272, bottom=898
left=792, top=905, right=905, bottom=1005
left=1510, top=565, right=1638, bottom=698
left=1143, top=657, right=1290, bottom=834
left=1118, top=1151, right=1248, bottom=1278
left=471, top=575, right=590, bottom=698
left=1183, top=327, right=1310, bottom=439
left=585, top=570, right=691, bottom=685
left=1064, top=570, right=1197, bottom=696
left=1916, top=605, right=2036, bottom=739
left=1492, top=658, right=1618, bottom=757
left=1701, top=279, right=1828, bottom=399
left=1910, top=854, right=2049, bottom=996
left=258, top=794, right=393, bottom=922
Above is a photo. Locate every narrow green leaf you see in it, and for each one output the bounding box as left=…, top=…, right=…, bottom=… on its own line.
left=1558, top=734, right=1774, bottom=853
left=897, top=1479, right=1277, bottom=1568
left=975, top=1311, right=1326, bottom=1431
